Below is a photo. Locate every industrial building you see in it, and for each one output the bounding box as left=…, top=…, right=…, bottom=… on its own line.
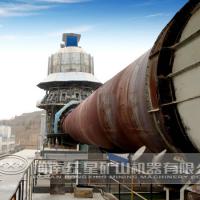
left=37, top=33, right=103, bottom=159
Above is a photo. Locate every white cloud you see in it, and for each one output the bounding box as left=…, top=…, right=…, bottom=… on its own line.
left=0, top=25, right=92, bottom=42
left=145, top=13, right=170, bottom=18
left=47, top=25, right=93, bottom=37
left=0, top=3, right=50, bottom=17
left=129, top=12, right=170, bottom=22
left=0, top=34, right=16, bottom=40
left=0, top=0, right=90, bottom=17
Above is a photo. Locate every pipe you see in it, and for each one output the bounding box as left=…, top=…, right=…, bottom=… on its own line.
left=60, top=0, right=200, bottom=153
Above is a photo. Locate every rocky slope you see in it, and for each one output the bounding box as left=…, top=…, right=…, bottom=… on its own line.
left=0, top=111, right=44, bottom=149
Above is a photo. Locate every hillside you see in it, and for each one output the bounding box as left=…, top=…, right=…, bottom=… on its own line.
left=0, top=111, right=44, bottom=149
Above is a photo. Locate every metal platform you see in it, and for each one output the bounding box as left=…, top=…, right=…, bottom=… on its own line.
left=32, top=193, right=105, bottom=200
left=0, top=149, right=36, bottom=200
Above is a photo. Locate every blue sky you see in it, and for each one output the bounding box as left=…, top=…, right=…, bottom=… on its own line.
left=0, top=0, right=188, bottom=119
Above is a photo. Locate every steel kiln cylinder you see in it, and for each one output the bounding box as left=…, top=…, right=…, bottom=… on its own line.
left=60, top=0, right=200, bottom=153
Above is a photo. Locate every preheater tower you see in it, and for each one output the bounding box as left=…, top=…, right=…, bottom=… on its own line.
left=37, top=33, right=101, bottom=147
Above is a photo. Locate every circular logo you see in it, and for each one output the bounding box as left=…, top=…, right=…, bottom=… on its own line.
left=0, top=155, right=28, bottom=175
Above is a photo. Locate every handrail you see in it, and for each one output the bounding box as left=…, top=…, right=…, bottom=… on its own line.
left=8, top=161, right=34, bottom=200
left=110, top=177, right=148, bottom=200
